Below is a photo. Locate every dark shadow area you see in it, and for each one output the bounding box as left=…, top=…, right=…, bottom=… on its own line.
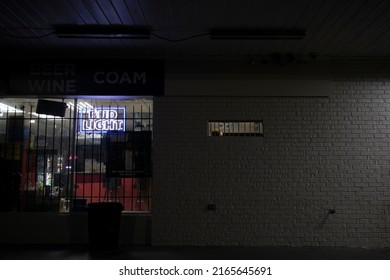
left=0, top=245, right=389, bottom=260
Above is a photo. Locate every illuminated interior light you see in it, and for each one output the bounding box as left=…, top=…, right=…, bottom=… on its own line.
left=30, top=112, right=62, bottom=119
left=0, top=103, right=24, bottom=113
left=68, top=101, right=94, bottom=112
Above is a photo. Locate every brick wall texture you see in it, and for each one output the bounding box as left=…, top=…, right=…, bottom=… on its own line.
left=152, top=60, right=390, bottom=248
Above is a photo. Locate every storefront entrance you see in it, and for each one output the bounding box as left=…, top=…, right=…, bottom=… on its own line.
left=0, top=98, right=153, bottom=213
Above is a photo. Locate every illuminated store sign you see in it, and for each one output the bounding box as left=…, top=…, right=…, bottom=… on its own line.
left=80, top=107, right=125, bottom=133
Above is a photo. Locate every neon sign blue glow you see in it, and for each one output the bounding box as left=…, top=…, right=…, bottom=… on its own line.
left=79, top=107, right=126, bottom=133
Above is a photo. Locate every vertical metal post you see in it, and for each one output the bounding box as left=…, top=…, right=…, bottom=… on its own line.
left=58, top=108, right=65, bottom=212
left=23, top=105, right=34, bottom=211
left=42, top=114, right=48, bottom=207
left=68, top=98, right=78, bottom=211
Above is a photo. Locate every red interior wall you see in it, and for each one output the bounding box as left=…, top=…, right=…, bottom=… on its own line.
left=74, top=174, right=149, bottom=211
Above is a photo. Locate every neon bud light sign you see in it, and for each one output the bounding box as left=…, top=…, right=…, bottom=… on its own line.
left=80, top=107, right=125, bottom=133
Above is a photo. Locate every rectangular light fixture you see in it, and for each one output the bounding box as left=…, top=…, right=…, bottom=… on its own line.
left=210, top=29, right=305, bottom=40
left=54, top=25, right=150, bottom=39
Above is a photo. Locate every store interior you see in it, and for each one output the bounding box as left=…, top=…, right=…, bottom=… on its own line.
left=0, top=97, right=153, bottom=212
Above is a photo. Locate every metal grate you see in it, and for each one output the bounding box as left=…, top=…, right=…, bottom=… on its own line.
left=0, top=98, right=153, bottom=212
left=208, top=121, right=263, bottom=137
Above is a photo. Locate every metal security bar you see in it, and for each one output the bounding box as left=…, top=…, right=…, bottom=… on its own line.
left=0, top=98, right=153, bottom=212
left=208, top=121, right=263, bottom=137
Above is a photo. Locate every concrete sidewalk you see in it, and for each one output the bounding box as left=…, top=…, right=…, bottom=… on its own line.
left=1, top=245, right=390, bottom=260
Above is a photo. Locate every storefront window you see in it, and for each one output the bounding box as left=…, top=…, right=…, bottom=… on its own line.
left=0, top=98, right=152, bottom=212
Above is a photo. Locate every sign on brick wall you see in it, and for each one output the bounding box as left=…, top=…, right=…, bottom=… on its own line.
left=4, top=59, right=164, bottom=96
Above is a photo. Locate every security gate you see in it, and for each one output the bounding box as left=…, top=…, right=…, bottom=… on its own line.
left=0, top=98, right=152, bottom=212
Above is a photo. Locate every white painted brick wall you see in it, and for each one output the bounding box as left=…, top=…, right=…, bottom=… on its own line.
left=152, top=60, right=390, bottom=248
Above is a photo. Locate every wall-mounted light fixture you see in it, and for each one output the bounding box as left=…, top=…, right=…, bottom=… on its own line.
left=210, top=29, right=305, bottom=40
left=54, top=25, right=150, bottom=39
